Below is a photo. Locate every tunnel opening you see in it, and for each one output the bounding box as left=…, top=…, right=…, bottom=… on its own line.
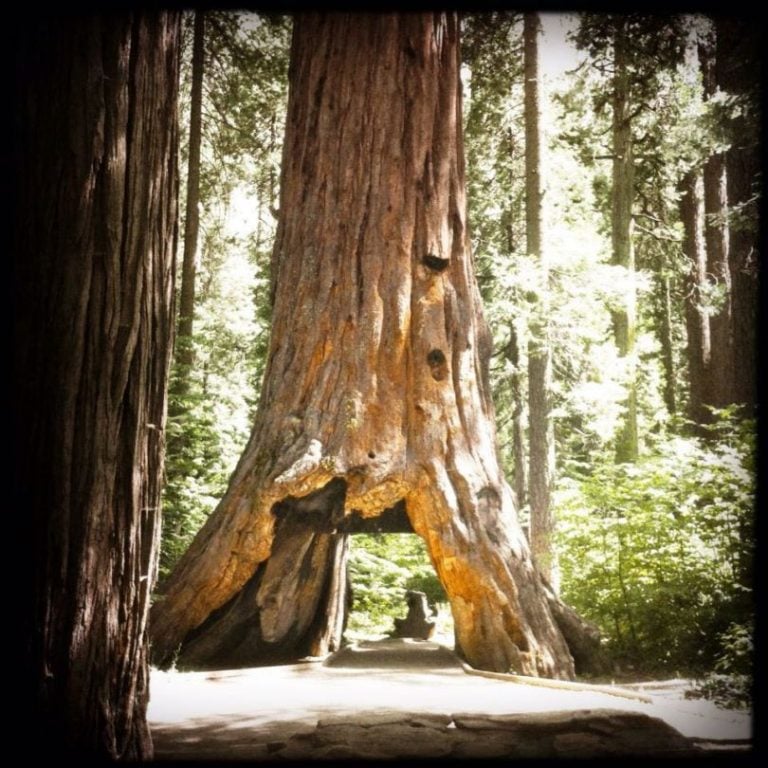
left=345, top=529, right=454, bottom=648
left=169, top=481, right=458, bottom=670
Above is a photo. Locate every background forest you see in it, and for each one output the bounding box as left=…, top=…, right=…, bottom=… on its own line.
left=161, top=12, right=756, bottom=707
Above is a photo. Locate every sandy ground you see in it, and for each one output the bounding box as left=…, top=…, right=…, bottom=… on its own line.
left=149, top=639, right=751, bottom=759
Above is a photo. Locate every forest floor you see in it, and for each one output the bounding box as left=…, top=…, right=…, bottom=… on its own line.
left=149, top=639, right=751, bottom=760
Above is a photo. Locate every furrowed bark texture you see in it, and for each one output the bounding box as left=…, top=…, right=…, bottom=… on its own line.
left=152, top=13, right=575, bottom=678
left=15, top=13, right=180, bottom=759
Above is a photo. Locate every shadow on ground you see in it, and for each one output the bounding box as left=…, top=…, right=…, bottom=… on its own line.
left=150, top=638, right=752, bottom=760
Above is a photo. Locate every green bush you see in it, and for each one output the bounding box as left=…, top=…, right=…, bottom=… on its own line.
left=556, top=410, right=755, bottom=676
left=346, top=534, right=448, bottom=639
left=685, top=618, right=753, bottom=709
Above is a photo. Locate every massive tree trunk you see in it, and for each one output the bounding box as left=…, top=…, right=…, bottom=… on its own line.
left=152, top=12, right=575, bottom=678
left=523, top=12, right=556, bottom=589
left=715, top=17, right=760, bottom=413
left=15, top=13, right=180, bottom=759
left=679, top=171, right=712, bottom=428
left=611, top=20, right=639, bottom=463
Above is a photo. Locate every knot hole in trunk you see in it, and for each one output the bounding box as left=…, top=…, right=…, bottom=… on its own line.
left=427, top=349, right=448, bottom=381
left=422, top=253, right=450, bottom=273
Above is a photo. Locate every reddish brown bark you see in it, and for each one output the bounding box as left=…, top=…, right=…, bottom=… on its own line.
left=15, top=13, right=180, bottom=759
left=151, top=12, right=575, bottom=678
left=655, top=272, right=678, bottom=417
left=703, top=153, right=733, bottom=407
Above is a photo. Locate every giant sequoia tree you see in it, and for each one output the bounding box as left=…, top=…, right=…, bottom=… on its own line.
left=152, top=12, right=583, bottom=678
left=15, top=13, right=180, bottom=759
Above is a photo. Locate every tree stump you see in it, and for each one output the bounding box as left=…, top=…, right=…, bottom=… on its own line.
left=392, top=591, right=436, bottom=640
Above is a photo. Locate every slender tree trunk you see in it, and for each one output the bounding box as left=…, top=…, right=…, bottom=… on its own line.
left=656, top=272, right=677, bottom=417
left=15, top=13, right=180, bottom=758
left=716, top=17, right=759, bottom=413
left=679, top=171, right=712, bottom=428
left=175, top=10, right=205, bottom=393
left=524, top=13, right=556, bottom=589
left=700, top=36, right=734, bottom=410
left=611, top=20, right=638, bottom=463
left=503, top=132, right=526, bottom=514
left=702, top=154, right=733, bottom=406
left=152, top=12, right=577, bottom=678
left=505, top=321, right=527, bottom=512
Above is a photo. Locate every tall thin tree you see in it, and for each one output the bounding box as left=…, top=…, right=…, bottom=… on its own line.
left=611, top=17, right=639, bottom=463
left=654, top=267, right=678, bottom=417
left=523, top=12, right=556, bottom=587
left=716, top=16, right=760, bottom=413
left=679, top=171, right=712, bottom=428
left=574, top=14, right=684, bottom=457
left=699, top=33, right=734, bottom=411
left=175, top=11, right=206, bottom=394
left=505, top=320, right=527, bottom=510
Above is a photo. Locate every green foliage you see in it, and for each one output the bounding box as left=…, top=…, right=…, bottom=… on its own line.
left=462, top=14, right=665, bottom=484
left=161, top=380, right=228, bottom=577
left=572, top=14, right=686, bottom=104
left=462, top=12, right=524, bottom=298
left=346, top=534, right=449, bottom=640
left=160, top=12, right=290, bottom=579
left=556, top=410, right=754, bottom=675
left=685, top=618, right=753, bottom=709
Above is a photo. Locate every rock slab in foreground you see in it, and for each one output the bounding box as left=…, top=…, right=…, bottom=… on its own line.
left=273, top=708, right=701, bottom=760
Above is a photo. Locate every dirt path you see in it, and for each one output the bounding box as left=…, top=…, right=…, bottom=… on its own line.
left=149, top=639, right=751, bottom=760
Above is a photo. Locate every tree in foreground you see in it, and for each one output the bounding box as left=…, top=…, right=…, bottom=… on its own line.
left=15, top=12, right=180, bottom=759
left=152, top=12, right=589, bottom=677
